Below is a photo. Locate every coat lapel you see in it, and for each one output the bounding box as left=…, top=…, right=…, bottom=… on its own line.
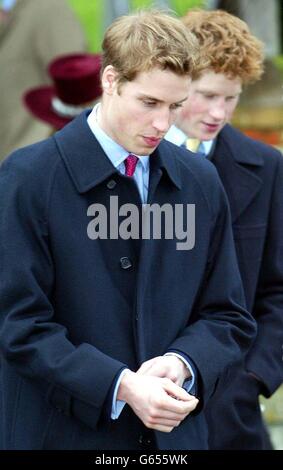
left=54, top=111, right=119, bottom=193
left=211, top=125, right=263, bottom=223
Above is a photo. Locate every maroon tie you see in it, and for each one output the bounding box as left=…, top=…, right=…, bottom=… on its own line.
left=124, top=154, right=138, bottom=177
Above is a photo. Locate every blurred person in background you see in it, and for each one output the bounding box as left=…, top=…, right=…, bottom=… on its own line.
left=165, top=9, right=283, bottom=449
left=0, top=0, right=87, bottom=162
left=0, top=0, right=87, bottom=449
left=23, top=52, right=102, bottom=132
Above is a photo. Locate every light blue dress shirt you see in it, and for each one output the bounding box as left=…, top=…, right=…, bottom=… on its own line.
left=87, top=107, right=196, bottom=419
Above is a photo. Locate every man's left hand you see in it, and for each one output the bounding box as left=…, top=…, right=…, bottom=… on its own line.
left=136, top=355, right=191, bottom=388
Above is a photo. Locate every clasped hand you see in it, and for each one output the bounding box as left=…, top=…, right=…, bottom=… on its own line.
left=118, top=356, right=199, bottom=433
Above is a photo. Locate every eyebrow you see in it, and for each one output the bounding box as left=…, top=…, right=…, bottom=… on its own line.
left=138, top=94, right=188, bottom=104
left=199, top=88, right=241, bottom=95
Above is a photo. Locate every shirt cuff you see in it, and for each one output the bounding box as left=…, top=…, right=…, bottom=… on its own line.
left=164, top=352, right=197, bottom=395
left=111, top=368, right=129, bottom=420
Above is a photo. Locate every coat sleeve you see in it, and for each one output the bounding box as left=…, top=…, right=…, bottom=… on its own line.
left=246, top=154, right=283, bottom=396
left=168, top=171, right=257, bottom=407
left=0, top=155, right=126, bottom=431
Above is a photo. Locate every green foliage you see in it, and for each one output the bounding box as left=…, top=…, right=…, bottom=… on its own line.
left=273, top=55, right=283, bottom=74
left=169, top=0, right=206, bottom=16
left=131, top=0, right=205, bottom=14
left=67, top=0, right=206, bottom=52
left=131, top=0, right=153, bottom=9
left=68, top=0, right=104, bottom=52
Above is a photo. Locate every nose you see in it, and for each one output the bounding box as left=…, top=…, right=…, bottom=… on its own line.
left=208, top=102, right=226, bottom=121
left=152, top=109, right=171, bottom=133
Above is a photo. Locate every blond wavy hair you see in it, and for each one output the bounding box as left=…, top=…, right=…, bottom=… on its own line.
left=102, top=9, right=203, bottom=89
left=182, top=9, right=264, bottom=84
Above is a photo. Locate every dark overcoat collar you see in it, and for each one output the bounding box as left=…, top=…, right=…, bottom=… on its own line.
left=54, top=110, right=182, bottom=193
left=211, top=124, right=263, bottom=222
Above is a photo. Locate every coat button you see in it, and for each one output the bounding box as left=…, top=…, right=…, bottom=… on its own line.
left=107, top=179, right=116, bottom=189
left=138, top=434, right=152, bottom=446
left=120, top=257, right=132, bottom=270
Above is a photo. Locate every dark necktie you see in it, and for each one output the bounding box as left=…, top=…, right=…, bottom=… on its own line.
left=124, top=154, right=138, bottom=177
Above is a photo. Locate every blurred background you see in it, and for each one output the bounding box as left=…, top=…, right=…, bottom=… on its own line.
left=1, top=0, right=282, bottom=448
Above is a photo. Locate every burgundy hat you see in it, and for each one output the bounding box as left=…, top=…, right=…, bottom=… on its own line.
left=23, top=53, right=102, bottom=129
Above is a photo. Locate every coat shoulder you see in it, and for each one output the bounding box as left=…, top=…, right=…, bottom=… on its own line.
left=0, top=136, right=61, bottom=183
left=163, top=139, right=219, bottom=176
left=161, top=140, right=228, bottom=217
left=0, top=137, right=63, bottom=212
left=162, top=139, right=223, bottom=191
left=220, top=125, right=282, bottom=166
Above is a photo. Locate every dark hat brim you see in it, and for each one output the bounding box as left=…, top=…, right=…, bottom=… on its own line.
left=23, top=86, right=72, bottom=130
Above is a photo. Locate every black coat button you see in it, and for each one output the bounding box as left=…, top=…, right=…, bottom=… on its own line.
left=120, top=257, right=132, bottom=270
left=139, top=435, right=152, bottom=446
left=107, top=179, right=116, bottom=189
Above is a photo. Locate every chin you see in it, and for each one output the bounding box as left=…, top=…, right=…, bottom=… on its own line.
left=203, top=132, right=217, bottom=140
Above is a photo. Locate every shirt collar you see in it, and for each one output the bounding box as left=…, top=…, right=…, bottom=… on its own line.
left=165, top=124, right=214, bottom=155
left=200, top=140, right=214, bottom=155
left=87, top=104, right=149, bottom=172
left=165, top=125, right=187, bottom=146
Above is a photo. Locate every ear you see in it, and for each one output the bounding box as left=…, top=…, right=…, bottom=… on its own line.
left=101, top=65, right=118, bottom=95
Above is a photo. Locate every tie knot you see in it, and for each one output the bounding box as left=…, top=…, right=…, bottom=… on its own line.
left=185, top=138, right=200, bottom=153
left=124, top=154, right=138, bottom=177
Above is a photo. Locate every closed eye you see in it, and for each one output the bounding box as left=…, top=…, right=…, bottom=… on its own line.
left=143, top=100, right=157, bottom=107
left=170, top=103, right=183, bottom=110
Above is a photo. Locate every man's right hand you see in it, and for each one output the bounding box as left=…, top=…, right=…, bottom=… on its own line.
left=117, top=370, right=199, bottom=433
